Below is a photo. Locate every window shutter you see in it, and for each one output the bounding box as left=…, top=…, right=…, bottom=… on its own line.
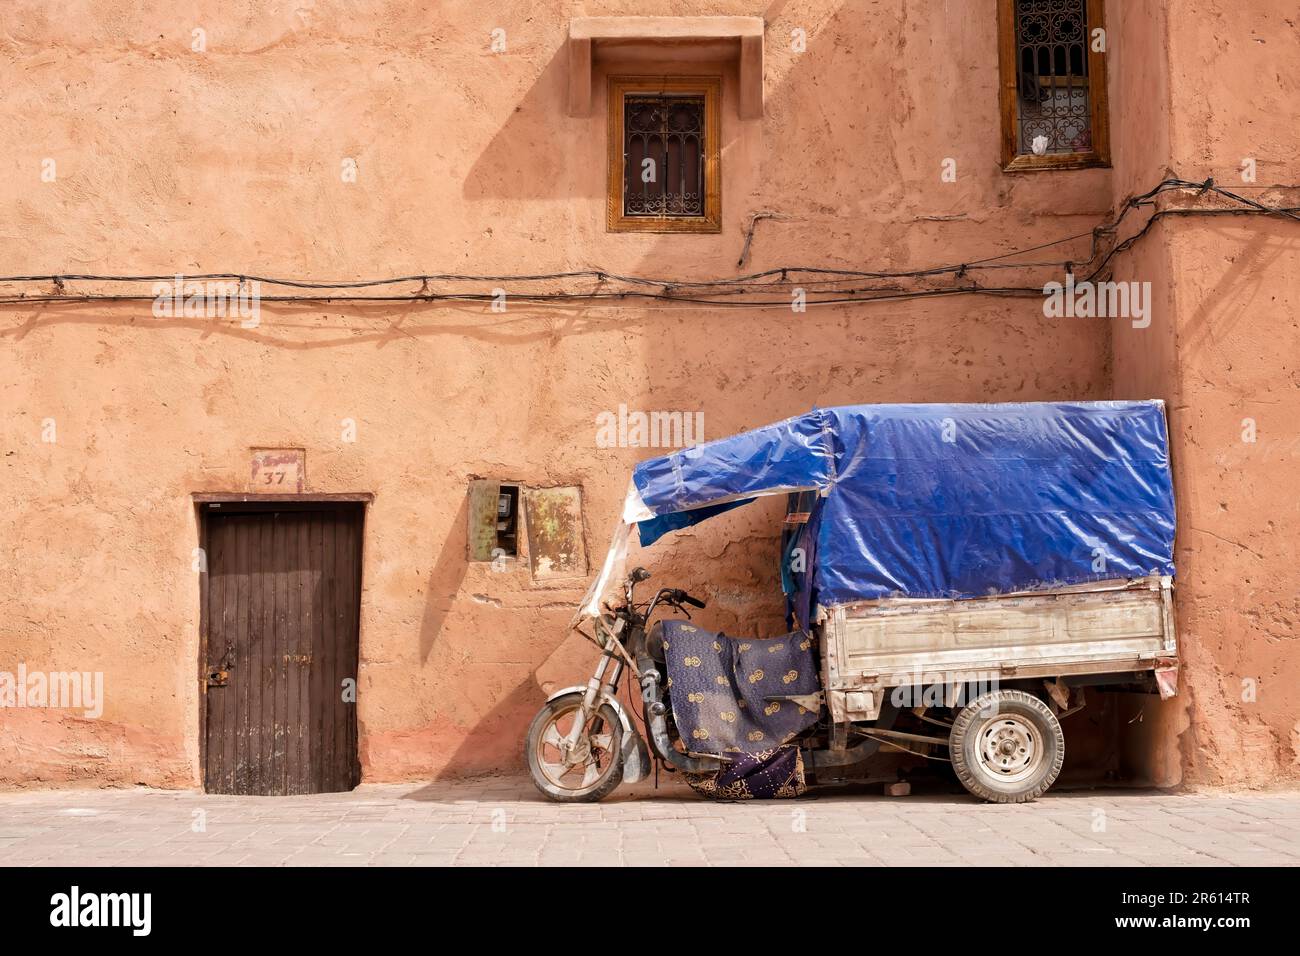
left=467, top=480, right=501, bottom=562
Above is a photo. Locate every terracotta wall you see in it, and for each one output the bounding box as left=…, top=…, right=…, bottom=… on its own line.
left=1109, top=1, right=1300, bottom=787
left=1, top=1, right=1290, bottom=788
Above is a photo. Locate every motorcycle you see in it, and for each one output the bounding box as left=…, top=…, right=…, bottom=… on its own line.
left=524, top=566, right=728, bottom=801
left=526, top=563, right=891, bottom=802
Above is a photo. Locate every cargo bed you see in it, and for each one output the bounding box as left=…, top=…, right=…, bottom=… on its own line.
left=819, top=575, right=1177, bottom=723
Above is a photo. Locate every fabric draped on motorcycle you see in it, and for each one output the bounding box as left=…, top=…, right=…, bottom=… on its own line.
left=660, top=620, right=819, bottom=799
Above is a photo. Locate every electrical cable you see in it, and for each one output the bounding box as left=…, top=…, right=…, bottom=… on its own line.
left=0, top=178, right=1293, bottom=310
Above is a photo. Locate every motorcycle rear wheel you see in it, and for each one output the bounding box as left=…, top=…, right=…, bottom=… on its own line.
left=525, top=692, right=625, bottom=802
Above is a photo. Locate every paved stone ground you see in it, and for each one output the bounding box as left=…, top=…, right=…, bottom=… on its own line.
left=1, top=776, right=1299, bottom=866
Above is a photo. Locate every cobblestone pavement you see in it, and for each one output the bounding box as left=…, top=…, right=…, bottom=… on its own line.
left=1, top=776, right=1298, bottom=866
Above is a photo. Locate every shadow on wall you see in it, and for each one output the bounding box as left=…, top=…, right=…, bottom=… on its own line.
left=1180, top=224, right=1296, bottom=360
left=0, top=299, right=619, bottom=349
left=462, top=44, right=601, bottom=202
left=460, top=0, right=889, bottom=218
left=402, top=674, right=542, bottom=792
left=407, top=495, right=794, bottom=783
left=418, top=492, right=471, bottom=665
left=1056, top=692, right=1123, bottom=785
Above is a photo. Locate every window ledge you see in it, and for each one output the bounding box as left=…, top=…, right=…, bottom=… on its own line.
left=1003, top=153, right=1111, bottom=172
left=567, top=16, right=764, bottom=119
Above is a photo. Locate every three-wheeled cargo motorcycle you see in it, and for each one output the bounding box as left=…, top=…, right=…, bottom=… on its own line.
left=525, top=401, right=1179, bottom=803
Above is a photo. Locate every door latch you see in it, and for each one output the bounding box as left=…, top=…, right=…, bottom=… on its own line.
left=206, top=669, right=230, bottom=687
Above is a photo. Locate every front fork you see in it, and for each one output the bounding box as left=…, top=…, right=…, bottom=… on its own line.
left=563, top=650, right=624, bottom=758
left=567, top=622, right=721, bottom=775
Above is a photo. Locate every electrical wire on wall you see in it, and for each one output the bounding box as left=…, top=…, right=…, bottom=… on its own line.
left=0, top=178, right=1295, bottom=311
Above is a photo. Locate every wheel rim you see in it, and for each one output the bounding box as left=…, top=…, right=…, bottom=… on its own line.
left=975, top=714, right=1044, bottom=784
left=535, top=701, right=618, bottom=794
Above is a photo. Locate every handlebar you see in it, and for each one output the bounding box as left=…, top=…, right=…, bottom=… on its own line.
left=661, top=587, right=706, bottom=610
left=675, top=590, right=707, bottom=609
left=623, top=570, right=708, bottom=621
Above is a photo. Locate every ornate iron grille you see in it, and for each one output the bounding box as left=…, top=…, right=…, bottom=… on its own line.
left=1014, top=0, right=1092, bottom=155
left=623, top=94, right=705, bottom=218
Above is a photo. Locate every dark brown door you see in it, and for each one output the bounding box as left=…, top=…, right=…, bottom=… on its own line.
left=202, top=503, right=363, bottom=795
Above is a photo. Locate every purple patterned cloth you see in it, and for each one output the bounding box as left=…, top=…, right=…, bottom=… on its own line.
left=661, top=620, right=820, bottom=753
left=659, top=620, right=820, bottom=799
left=684, top=747, right=807, bottom=800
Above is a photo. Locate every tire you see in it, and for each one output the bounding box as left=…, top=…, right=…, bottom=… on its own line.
left=525, top=692, right=624, bottom=803
left=949, top=690, right=1064, bottom=803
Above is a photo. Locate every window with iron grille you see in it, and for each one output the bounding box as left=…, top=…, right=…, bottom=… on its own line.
left=624, top=96, right=704, bottom=218
left=998, top=0, right=1109, bottom=170
left=607, top=77, right=721, bottom=232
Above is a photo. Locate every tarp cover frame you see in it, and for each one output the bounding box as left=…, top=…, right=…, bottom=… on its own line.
left=622, top=401, right=1176, bottom=620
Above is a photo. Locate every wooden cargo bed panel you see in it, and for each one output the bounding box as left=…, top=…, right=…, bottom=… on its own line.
left=825, top=577, right=1176, bottom=685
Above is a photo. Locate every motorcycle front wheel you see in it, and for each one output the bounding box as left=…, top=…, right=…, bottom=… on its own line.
left=525, top=692, right=625, bottom=802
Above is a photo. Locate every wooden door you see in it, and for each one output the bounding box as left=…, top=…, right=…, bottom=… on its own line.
left=201, top=504, right=362, bottom=795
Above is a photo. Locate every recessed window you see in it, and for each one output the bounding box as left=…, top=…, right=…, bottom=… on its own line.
left=495, top=485, right=520, bottom=557
left=607, top=76, right=721, bottom=233
left=468, top=480, right=521, bottom=561
left=998, top=0, right=1110, bottom=170
left=467, top=482, right=588, bottom=579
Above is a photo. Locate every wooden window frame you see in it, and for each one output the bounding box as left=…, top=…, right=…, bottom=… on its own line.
left=997, top=0, right=1110, bottom=172
left=607, top=76, right=722, bottom=234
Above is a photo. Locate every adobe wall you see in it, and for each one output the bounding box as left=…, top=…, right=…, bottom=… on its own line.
left=1108, top=0, right=1300, bottom=786
left=6, top=1, right=1258, bottom=788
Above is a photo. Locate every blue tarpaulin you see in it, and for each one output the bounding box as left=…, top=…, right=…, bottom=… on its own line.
left=630, top=402, right=1176, bottom=610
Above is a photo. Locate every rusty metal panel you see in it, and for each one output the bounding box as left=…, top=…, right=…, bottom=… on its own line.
left=202, top=505, right=362, bottom=795
left=467, top=479, right=501, bottom=562
left=523, top=486, right=587, bottom=579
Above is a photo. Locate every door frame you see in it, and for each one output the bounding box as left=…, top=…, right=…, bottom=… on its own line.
left=194, top=492, right=372, bottom=792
